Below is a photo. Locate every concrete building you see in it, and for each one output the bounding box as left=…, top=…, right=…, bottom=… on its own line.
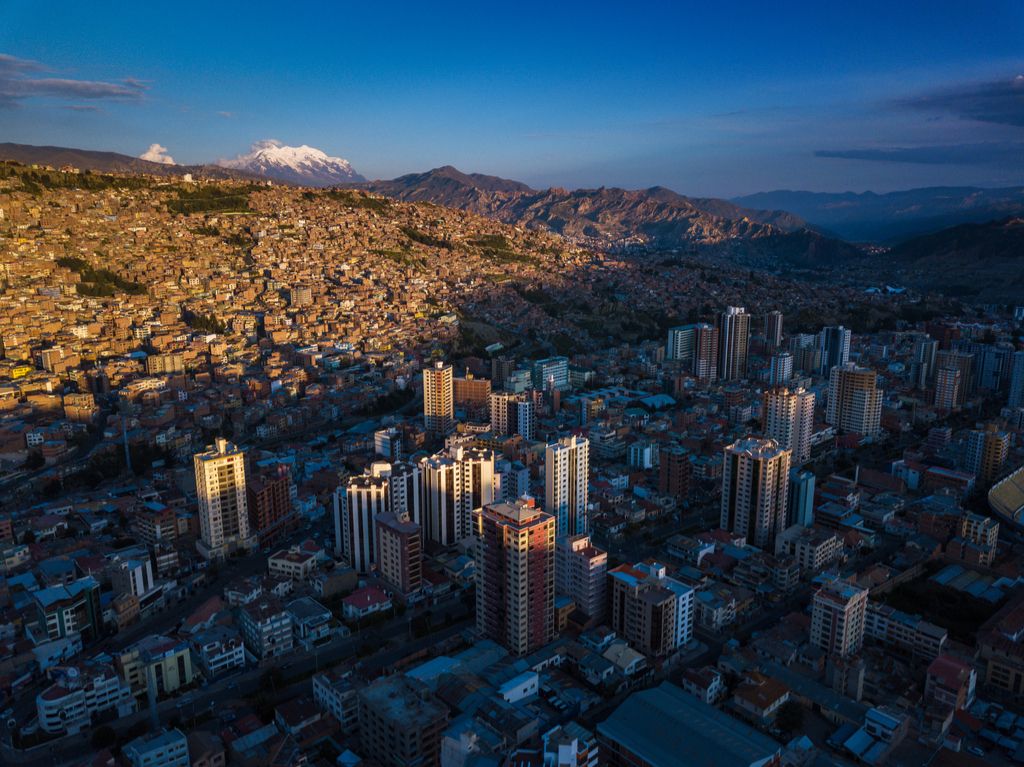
left=453, top=370, right=491, bottom=418
left=376, top=511, right=422, bottom=597
left=358, top=675, right=448, bottom=767
left=762, top=386, right=814, bottom=464
left=334, top=473, right=389, bottom=573
left=720, top=437, right=791, bottom=550
left=420, top=446, right=495, bottom=547
left=384, top=461, right=422, bottom=524
left=717, top=306, right=750, bottom=381
left=191, top=625, right=245, bottom=679
left=826, top=364, right=882, bottom=438
left=865, top=603, right=948, bottom=661
left=545, top=435, right=590, bottom=538
left=811, top=580, right=869, bottom=658
left=123, top=729, right=190, bottom=767
left=925, top=654, right=976, bottom=711
left=115, top=635, right=196, bottom=700
left=936, top=350, right=974, bottom=405
left=787, top=468, right=815, bottom=528
left=423, top=361, right=454, bottom=437
left=1009, top=350, right=1024, bottom=408
left=246, top=463, right=296, bottom=547
left=286, top=597, right=332, bottom=650
left=374, top=426, right=403, bottom=461
left=489, top=391, right=536, bottom=440
left=36, top=662, right=135, bottom=735
left=32, top=577, right=101, bottom=643
left=474, top=497, right=555, bottom=656
left=934, top=366, right=963, bottom=411
left=532, top=356, right=570, bottom=391
left=658, top=445, right=691, bottom=500
left=313, top=671, right=359, bottom=734
left=764, top=310, right=783, bottom=350
left=268, top=545, right=318, bottom=581
left=555, top=534, right=607, bottom=622
left=692, top=323, right=719, bottom=383
left=609, top=563, right=693, bottom=657
left=767, top=351, right=793, bottom=386
left=965, top=424, right=1010, bottom=487
left=194, top=438, right=256, bottom=560
left=818, top=325, right=852, bottom=374
left=237, top=597, right=293, bottom=660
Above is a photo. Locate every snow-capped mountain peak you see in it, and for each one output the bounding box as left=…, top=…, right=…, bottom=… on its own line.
left=218, top=139, right=365, bottom=186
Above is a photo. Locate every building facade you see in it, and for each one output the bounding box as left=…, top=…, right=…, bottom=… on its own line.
left=194, top=438, right=256, bottom=560
left=720, top=437, right=791, bottom=550
left=545, top=435, right=590, bottom=538
left=474, top=498, right=555, bottom=656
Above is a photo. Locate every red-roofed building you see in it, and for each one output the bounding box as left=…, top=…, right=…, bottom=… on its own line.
left=341, top=585, right=392, bottom=621
left=925, top=655, right=977, bottom=710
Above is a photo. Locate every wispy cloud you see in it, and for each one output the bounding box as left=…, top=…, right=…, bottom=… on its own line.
left=895, top=74, right=1024, bottom=127
left=0, top=51, right=146, bottom=109
left=217, top=110, right=235, bottom=119
left=62, top=104, right=103, bottom=112
left=815, top=142, right=1024, bottom=165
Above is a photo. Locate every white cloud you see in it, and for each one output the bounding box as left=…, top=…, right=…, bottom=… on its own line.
left=139, top=143, right=175, bottom=165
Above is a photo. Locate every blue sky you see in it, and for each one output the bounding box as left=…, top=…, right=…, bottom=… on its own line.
left=1, top=1, right=1022, bottom=196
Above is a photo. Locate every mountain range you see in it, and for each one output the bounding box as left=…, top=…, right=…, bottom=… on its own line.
left=2, top=141, right=1021, bottom=298
left=734, top=187, right=1024, bottom=243
left=357, top=165, right=809, bottom=248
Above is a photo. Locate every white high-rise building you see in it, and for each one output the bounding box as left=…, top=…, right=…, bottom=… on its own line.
left=333, top=474, right=389, bottom=573
left=420, top=446, right=495, bottom=546
left=194, top=439, right=256, bottom=560
left=720, top=437, right=791, bottom=550
left=382, top=461, right=422, bottom=524
left=545, top=435, right=590, bottom=537
left=489, top=391, right=536, bottom=440
left=373, top=427, right=403, bottom=461
left=422, top=361, right=454, bottom=437
left=763, top=386, right=815, bottom=464
left=555, top=534, right=608, bottom=622
left=666, top=325, right=696, bottom=362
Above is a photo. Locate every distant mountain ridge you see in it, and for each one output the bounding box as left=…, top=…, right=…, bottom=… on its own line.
left=733, top=186, right=1024, bottom=242
left=0, top=142, right=258, bottom=181
left=357, top=166, right=811, bottom=251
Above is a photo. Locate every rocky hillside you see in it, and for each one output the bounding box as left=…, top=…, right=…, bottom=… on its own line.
left=359, top=166, right=810, bottom=251
left=879, top=217, right=1024, bottom=300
